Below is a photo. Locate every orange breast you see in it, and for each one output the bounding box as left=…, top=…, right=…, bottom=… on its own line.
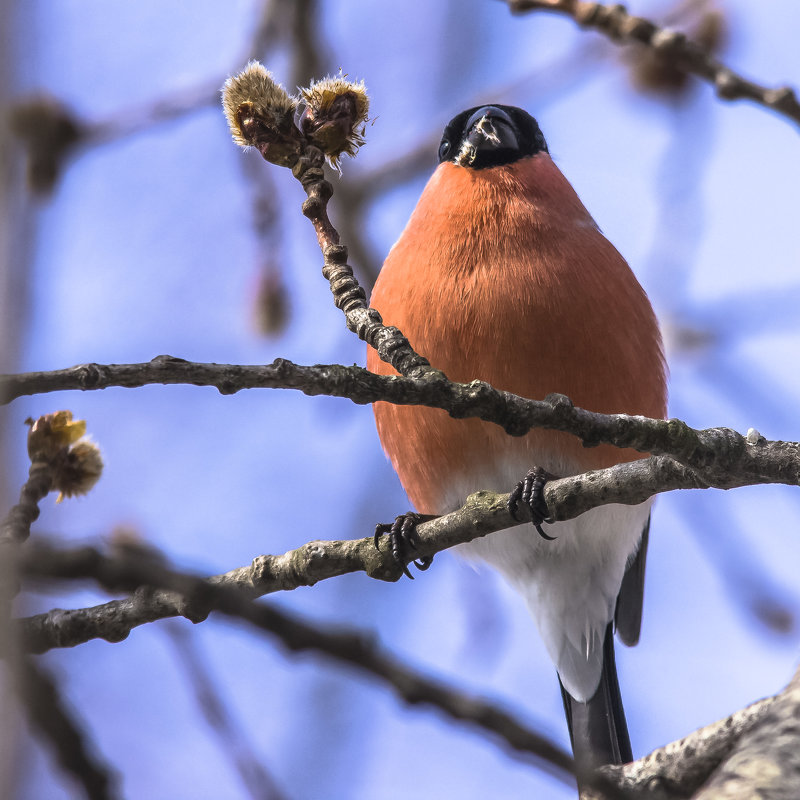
left=368, top=156, right=667, bottom=515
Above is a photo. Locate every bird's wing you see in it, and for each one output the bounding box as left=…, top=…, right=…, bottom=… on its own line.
left=614, top=515, right=650, bottom=647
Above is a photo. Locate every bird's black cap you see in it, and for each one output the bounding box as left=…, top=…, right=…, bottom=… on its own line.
left=438, top=105, right=547, bottom=169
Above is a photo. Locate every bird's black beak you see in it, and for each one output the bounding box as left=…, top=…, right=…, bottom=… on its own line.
left=439, top=104, right=547, bottom=168
left=456, top=106, right=520, bottom=167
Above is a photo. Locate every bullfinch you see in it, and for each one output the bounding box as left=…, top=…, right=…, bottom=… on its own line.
left=367, top=105, right=667, bottom=773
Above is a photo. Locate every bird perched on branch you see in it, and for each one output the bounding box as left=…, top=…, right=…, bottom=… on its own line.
left=368, top=105, right=667, bottom=775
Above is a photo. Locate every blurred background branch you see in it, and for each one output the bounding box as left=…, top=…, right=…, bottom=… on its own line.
left=506, top=0, right=800, bottom=128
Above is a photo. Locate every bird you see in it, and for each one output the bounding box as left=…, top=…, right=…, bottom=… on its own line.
left=367, top=104, right=667, bottom=775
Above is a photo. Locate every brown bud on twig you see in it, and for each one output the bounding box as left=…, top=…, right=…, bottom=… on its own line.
left=252, top=263, right=290, bottom=337
left=298, top=74, right=370, bottom=169
left=221, top=62, right=304, bottom=168
left=52, top=441, right=104, bottom=503
left=627, top=2, right=727, bottom=96
left=26, top=411, right=104, bottom=503
left=26, top=410, right=87, bottom=461
left=9, top=95, right=83, bottom=195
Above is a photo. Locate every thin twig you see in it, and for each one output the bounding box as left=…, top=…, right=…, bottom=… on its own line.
left=1, top=461, right=54, bottom=544
left=290, top=146, right=436, bottom=379
left=78, top=0, right=283, bottom=149
left=83, top=80, right=223, bottom=147
left=13, top=655, right=117, bottom=800
left=506, top=0, right=800, bottom=129
left=164, top=623, right=287, bottom=800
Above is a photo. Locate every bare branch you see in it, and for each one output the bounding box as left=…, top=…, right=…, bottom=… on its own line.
left=164, top=623, right=288, bottom=800
left=595, top=696, right=775, bottom=798
left=506, top=0, right=800, bottom=129
left=588, top=664, right=800, bottom=798
left=290, top=146, right=436, bottom=379
left=693, top=665, right=800, bottom=799
left=15, top=540, right=575, bottom=784
left=12, top=433, right=795, bottom=644
left=1, top=460, right=53, bottom=545
left=12, top=656, right=117, bottom=800
left=220, top=68, right=438, bottom=379
left=83, top=80, right=222, bottom=147
left=2, top=357, right=799, bottom=491
left=16, top=536, right=800, bottom=797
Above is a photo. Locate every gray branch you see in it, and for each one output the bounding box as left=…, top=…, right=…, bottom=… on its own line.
left=14, top=540, right=575, bottom=785
left=693, top=665, right=800, bottom=799
left=16, top=537, right=800, bottom=799
left=13, top=655, right=118, bottom=800
left=10, top=453, right=800, bottom=656
left=507, top=0, right=800, bottom=130
left=2, top=357, right=799, bottom=493
left=587, top=663, right=800, bottom=799
left=595, top=696, right=775, bottom=798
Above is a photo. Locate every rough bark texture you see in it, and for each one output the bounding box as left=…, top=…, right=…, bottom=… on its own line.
left=3, top=360, right=799, bottom=499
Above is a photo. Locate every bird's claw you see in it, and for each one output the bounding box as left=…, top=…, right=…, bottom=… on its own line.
left=508, top=466, right=556, bottom=540
left=374, top=512, right=435, bottom=579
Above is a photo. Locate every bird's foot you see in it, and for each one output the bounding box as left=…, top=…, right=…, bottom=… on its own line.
left=508, top=466, right=556, bottom=540
left=374, top=512, right=436, bottom=579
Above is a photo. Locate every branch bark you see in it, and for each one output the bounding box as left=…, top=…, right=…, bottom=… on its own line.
left=14, top=539, right=576, bottom=784
left=3, top=357, right=799, bottom=493
left=693, top=665, right=800, bottom=799
left=589, top=664, right=800, bottom=799
left=595, top=696, right=775, bottom=798
left=16, top=537, right=800, bottom=799
left=9, top=440, right=791, bottom=644
left=506, top=0, right=800, bottom=130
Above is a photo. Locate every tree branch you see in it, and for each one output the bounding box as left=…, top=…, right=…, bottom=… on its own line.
left=12, top=655, right=117, bottom=800
left=290, top=146, right=436, bottom=379
left=595, top=695, right=775, bottom=798
left=220, top=68, right=440, bottom=380
left=588, top=663, right=800, bottom=799
left=163, top=622, right=288, bottom=800
left=17, top=537, right=800, bottom=798
left=12, top=431, right=795, bottom=647
left=1, top=460, right=54, bottom=545
left=3, top=357, right=799, bottom=490
left=14, top=540, right=575, bottom=784
left=506, top=0, right=800, bottom=130
left=693, top=664, right=800, bottom=799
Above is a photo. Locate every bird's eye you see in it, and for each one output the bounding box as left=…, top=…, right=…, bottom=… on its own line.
left=438, top=140, right=451, bottom=161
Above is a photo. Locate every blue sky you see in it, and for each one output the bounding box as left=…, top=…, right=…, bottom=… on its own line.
left=7, top=1, right=800, bottom=797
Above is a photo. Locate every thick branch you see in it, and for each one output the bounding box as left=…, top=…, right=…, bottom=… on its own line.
left=3, top=357, right=799, bottom=489
left=14, top=540, right=574, bottom=783
left=594, top=696, right=775, bottom=798
left=693, top=665, right=800, bottom=799
left=506, top=0, right=800, bottom=130
left=589, top=663, right=800, bottom=799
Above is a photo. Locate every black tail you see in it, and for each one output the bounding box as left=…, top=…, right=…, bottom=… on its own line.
left=559, top=624, right=631, bottom=776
